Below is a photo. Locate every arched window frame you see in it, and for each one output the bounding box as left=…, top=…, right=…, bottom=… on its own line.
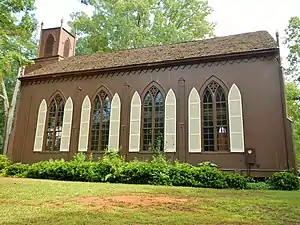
left=78, top=95, right=92, bottom=152
left=63, top=38, right=70, bottom=58
left=228, top=84, right=245, bottom=152
left=44, top=33, right=55, bottom=57
left=199, top=77, right=230, bottom=152
left=140, top=82, right=166, bottom=152
left=33, top=99, right=47, bottom=152
left=60, top=97, right=74, bottom=152
left=129, top=91, right=142, bottom=152
left=89, top=86, right=113, bottom=151
left=43, top=91, right=65, bottom=151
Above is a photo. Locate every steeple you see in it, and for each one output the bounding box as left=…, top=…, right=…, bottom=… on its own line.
left=37, top=22, right=75, bottom=58
left=24, top=21, right=76, bottom=75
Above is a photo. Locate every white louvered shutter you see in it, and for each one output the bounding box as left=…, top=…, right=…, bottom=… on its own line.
left=164, top=89, right=176, bottom=152
left=188, top=87, right=201, bottom=152
left=60, top=97, right=73, bottom=152
left=129, top=91, right=141, bottom=152
left=33, top=99, right=47, bottom=152
left=108, top=93, right=121, bottom=150
left=228, top=84, right=245, bottom=152
left=78, top=95, right=91, bottom=152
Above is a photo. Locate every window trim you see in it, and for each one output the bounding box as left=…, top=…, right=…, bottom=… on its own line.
left=228, top=83, right=245, bottom=152
left=129, top=91, right=142, bottom=152
left=43, top=91, right=66, bottom=152
left=88, top=86, right=113, bottom=152
left=60, top=97, right=74, bottom=152
left=78, top=95, right=92, bottom=152
left=63, top=38, right=70, bottom=58
left=33, top=99, right=47, bottom=152
left=44, top=33, right=56, bottom=57
left=199, top=77, right=230, bottom=152
left=140, top=81, right=166, bottom=152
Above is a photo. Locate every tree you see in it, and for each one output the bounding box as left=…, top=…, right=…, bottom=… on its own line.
left=71, top=0, right=215, bottom=55
left=284, top=16, right=300, bottom=81
left=0, top=0, right=37, bottom=152
left=285, top=82, right=300, bottom=168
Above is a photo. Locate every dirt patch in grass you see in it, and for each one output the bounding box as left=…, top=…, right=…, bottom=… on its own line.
left=75, top=194, right=191, bottom=211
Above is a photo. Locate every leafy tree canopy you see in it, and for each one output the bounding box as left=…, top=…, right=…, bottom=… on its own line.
left=71, top=0, right=215, bottom=55
left=284, top=16, right=300, bottom=168
left=284, top=16, right=300, bottom=81
left=0, top=0, right=37, bottom=150
left=285, top=82, right=300, bottom=168
left=0, top=0, right=37, bottom=74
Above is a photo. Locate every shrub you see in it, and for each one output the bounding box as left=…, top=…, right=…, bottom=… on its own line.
left=246, top=176, right=268, bottom=183
left=169, top=162, right=198, bottom=187
left=2, top=151, right=252, bottom=190
left=269, top=171, right=300, bottom=191
left=98, top=150, right=124, bottom=182
left=0, top=154, right=12, bottom=171
left=246, top=182, right=271, bottom=190
left=194, top=166, right=228, bottom=189
left=223, top=172, right=247, bottom=189
left=198, top=161, right=218, bottom=168
left=3, top=163, right=30, bottom=177
left=120, top=155, right=171, bottom=185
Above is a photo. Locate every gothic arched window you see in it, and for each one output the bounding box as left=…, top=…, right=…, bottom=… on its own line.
left=90, top=90, right=111, bottom=151
left=202, top=81, right=229, bottom=151
left=142, top=86, right=164, bottom=151
left=45, top=34, right=55, bottom=56
left=63, top=39, right=70, bottom=58
left=45, top=94, right=65, bottom=151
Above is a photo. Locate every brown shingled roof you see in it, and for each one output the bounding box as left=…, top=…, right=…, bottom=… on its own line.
left=26, top=30, right=277, bottom=76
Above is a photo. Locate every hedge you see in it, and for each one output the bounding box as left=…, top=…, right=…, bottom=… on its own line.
left=0, top=152, right=299, bottom=190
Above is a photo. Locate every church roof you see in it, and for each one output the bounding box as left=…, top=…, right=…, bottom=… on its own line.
left=26, top=30, right=277, bottom=77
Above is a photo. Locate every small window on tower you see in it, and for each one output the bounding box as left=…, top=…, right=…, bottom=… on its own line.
left=45, top=34, right=55, bottom=56
left=63, top=39, right=70, bottom=58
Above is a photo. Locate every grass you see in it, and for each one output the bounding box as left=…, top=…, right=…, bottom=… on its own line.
left=0, top=177, right=299, bottom=225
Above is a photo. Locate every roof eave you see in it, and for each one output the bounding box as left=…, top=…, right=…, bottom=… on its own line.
left=19, top=47, right=279, bottom=81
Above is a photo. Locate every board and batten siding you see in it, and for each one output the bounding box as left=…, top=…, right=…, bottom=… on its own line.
left=33, top=99, right=47, bottom=152
left=228, top=84, right=245, bottom=152
left=164, top=89, right=176, bottom=152
left=188, top=87, right=201, bottom=152
left=129, top=91, right=141, bottom=152
left=60, top=97, right=73, bottom=152
left=108, top=93, right=121, bottom=150
left=78, top=95, right=91, bottom=152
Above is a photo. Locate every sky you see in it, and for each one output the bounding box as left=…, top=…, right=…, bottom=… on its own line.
left=34, top=0, right=300, bottom=65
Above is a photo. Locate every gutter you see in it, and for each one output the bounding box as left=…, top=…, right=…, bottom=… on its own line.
left=19, top=48, right=278, bottom=81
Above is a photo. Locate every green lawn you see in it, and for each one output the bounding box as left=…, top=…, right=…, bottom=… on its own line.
left=0, top=177, right=299, bottom=225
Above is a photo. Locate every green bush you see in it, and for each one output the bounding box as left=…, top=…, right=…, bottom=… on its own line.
left=169, top=162, right=198, bottom=186
left=99, top=150, right=124, bottom=182
left=193, top=166, right=228, bottom=189
left=198, top=161, right=218, bottom=168
left=120, top=155, right=171, bottom=185
left=0, top=154, right=12, bottom=171
left=3, top=163, right=30, bottom=177
left=269, top=171, right=300, bottom=191
left=246, top=182, right=271, bottom=190
left=223, top=172, right=247, bottom=189
left=2, top=150, right=254, bottom=190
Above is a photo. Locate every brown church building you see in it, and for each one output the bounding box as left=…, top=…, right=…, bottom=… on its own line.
left=8, top=25, right=297, bottom=176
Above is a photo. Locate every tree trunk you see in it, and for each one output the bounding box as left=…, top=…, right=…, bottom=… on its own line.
left=2, top=67, right=23, bottom=155
left=1, top=76, right=9, bottom=118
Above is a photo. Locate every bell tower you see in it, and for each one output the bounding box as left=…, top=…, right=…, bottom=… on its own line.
left=24, top=19, right=76, bottom=75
